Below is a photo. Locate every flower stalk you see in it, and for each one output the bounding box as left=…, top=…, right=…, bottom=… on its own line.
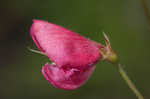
left=100, top=33, right=144, bottom=99
left=118, top=64, right=144, bottom=99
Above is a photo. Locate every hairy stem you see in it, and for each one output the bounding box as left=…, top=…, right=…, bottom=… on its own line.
left=118, top=64, right=144, bottom=99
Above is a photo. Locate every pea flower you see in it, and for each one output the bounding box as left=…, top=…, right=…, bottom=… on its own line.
left=29, top=19, right=144, bottom=99
left=30, top=20, right=105, bottom=90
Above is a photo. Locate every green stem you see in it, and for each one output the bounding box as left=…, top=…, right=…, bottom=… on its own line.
left=118, top=64, right=144, bottom=99
left=140, top=0, right=150, bottom=31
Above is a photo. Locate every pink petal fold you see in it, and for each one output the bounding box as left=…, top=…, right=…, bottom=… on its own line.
left=42, top=63, right=95, bottom=90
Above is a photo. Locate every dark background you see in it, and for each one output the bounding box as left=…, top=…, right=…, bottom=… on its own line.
left=0, top=0, right=150, bottom=99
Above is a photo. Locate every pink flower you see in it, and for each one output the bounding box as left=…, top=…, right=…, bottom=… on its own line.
left=30, top=20, right=104, bottom=90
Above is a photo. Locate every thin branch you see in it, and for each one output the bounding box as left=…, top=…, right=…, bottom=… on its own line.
left=140, top=0, right=150, bottom=31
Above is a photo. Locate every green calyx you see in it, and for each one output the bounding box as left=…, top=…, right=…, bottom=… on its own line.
left=100, top=33, right=119, bottom=64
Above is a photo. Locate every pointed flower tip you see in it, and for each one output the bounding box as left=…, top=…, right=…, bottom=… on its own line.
left=32, top=19, right=56, bottom=26
left=32, top=19, right=44, bottom=23
left=32, top=19, right=38, bottom=22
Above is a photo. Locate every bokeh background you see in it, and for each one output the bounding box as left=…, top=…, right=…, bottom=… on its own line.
left=0, top=0, right=150, bottom=99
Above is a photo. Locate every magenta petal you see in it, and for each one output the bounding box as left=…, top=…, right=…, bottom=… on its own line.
left=42, top=63, right=95, bottom=90
left=30, top=19, right=104, bottom=90
left=30, top=20, right=102, bottom=69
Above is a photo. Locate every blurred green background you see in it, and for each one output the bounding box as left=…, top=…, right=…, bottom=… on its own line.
left=0, top=0, right=150, bottom=99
